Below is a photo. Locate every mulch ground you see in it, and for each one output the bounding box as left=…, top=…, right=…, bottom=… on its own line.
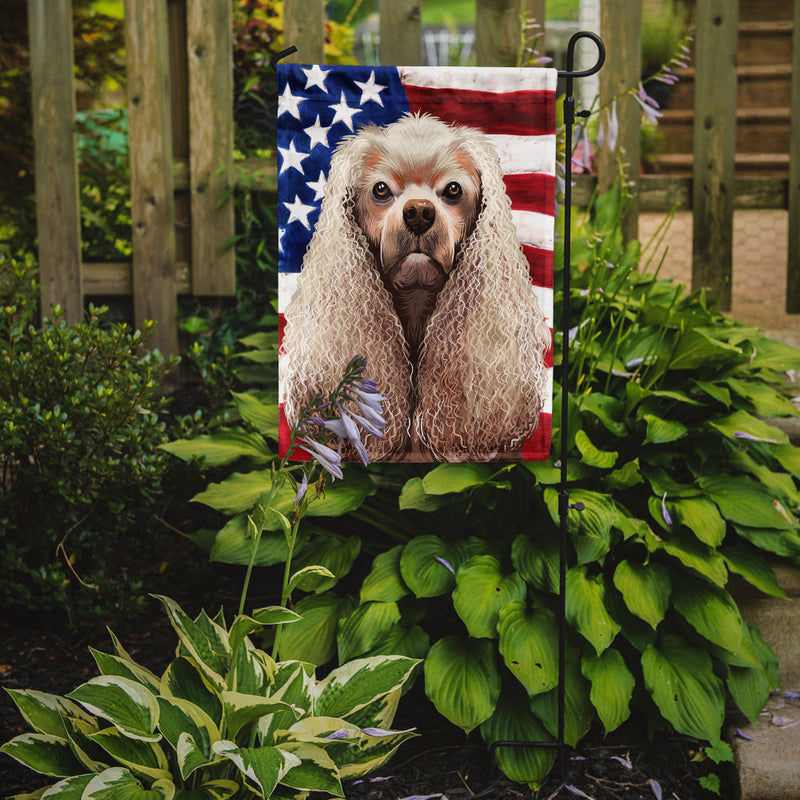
left=0, top=578, right=732, bottom=800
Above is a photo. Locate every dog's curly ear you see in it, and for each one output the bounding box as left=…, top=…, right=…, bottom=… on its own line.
left=281, top=130, right=413, bottom=460
left=415, top=128, right=551, bottom=461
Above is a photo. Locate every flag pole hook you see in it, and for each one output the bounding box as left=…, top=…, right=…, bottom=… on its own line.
left=490, top=30, right=605, bottom=779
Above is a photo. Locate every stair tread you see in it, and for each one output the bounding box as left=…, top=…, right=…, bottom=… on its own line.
left=738, top=20, right=794, bottom=33
left=660, top=107, right=791, bottom=122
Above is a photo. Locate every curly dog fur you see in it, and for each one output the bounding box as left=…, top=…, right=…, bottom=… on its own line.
left=281, top=112, right=550, bottom=461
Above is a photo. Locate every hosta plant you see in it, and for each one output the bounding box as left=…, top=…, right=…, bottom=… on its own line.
left=1, top=595, right=419, bottom=800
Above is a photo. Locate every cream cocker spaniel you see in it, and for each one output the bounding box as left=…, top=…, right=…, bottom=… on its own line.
left=281, top=112, right=550, bottom=462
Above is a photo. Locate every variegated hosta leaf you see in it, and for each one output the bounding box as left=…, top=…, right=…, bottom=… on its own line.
left=452, top=556, right=526, bottom=639
left=480, top=682, right=555, bottom=790
left=88, top=727, right=171, bottom=782
left=258, top=662, right=315, bottom=745
left=312, top=656, right=420, bottom=721
left=38, top=773, right=94, bottom=797
left=424, top=637, right=501, bottom=734
left=156, top=696, right=219, bottom=778
left=642, top=634, right=725, bottom=741
left=212, top=741, right=300, bottom=798
left=171, top=779, right=239, bottom=799
left=160, top=657, right=222, bottom=727
left=154, top=596, right=231, bottom=690
left=276, top=741, right=344, bottom=796
left=565, top=566, right=621, bottom=655
left=90, top=648, right=161, bottom=694
left=81, top=767, right=174, bottom=799
left=228, top=610, right=298, bottom=658
left=221, top=691, right=298, bottom=740
left=231, top=640, right=276, bottom=696
left=61, top=716, right=106, bottom=773
left=612, top=560, right=670, bottom=629
left=496, top=601, right=559, bottom=696
left=581, top=649, right=635, bottom=735
left=334, top=726, right=418, bottom=781
left=66, top=676, right=160, bottom=742
left=4, top=689, right=94, bottom=737
left=0, top=732, right=85, bottom=777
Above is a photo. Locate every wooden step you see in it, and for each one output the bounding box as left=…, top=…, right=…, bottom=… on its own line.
left=649, top=152, right=789, bottom=178
left=737, top=0, right=794, bottom=22
left=737, top=20, right=794, bottom=66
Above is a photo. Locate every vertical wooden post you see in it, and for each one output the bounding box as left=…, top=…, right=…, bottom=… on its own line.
left=598, top=0, right=641, bottom=244
left=787, top=0, right=800, bottom=313
left=28, top=0, right=83, bottom=324
left=692, top=0, right=738, bottom=311
left=284, top=0, right=325, bottom=63
left=126, top=0, right=178, bottom=355
left=187, top=0, right=235, bottom=295
left=379, top=0, right=421, bottom=65
left=476, top=0, right=537, bottom=67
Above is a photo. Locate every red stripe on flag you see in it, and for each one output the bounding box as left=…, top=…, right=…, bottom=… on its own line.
left=522, top=244, right=554, bottom=289
left=544, top=341, right=554, bottom=370
left=404, top=86, right=556, bottom=136
left=504, top=173, right=555, bottom=216
left=279, top=404, right=311, bottom=461
left=278, top=312, right=286, bottom=354
left=521, top=413, right=552, bottom=461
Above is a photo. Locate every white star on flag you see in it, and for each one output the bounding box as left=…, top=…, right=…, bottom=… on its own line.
left=355, top=71, right=386, bottom=106
left=278, top=140, right=308, bottom=174
left=277, top=83, right=304, bottom=119
left=302, top=64, right=328, bottom=92
left=284, top=195, right=317, bottom=229
left=304, top=115, right=332, bottom=150
left=329, top=91, right=361, bottom=131
left=307, top=171, right=327, bottom=201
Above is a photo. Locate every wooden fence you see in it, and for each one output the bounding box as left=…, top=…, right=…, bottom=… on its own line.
left=27, top=0, right=800, bottom=355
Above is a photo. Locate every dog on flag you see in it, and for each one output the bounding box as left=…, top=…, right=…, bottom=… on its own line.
left=281, top=113, right=550, bottom=461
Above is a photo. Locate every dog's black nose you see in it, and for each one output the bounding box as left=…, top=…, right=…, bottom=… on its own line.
left=403, top=199, right=435, bottom=236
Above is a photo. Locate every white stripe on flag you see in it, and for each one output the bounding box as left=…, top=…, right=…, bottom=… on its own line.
left=491, top=134, right=557, bottom=176
left=279, top=271, right=300, bottom=309
left=399, top=66, right=558, bottom=93
left=512, top=210, right=555, bottom=251
left=532, top=286, right=554, bottom=330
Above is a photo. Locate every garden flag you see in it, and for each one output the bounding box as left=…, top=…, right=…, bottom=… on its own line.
left=277, top=65, right=556, bottom=463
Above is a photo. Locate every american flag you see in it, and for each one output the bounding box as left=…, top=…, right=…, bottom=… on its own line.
left=277, top=64, right=556, bottom=461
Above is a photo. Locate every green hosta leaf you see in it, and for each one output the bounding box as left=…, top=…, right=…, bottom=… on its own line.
left=424, top=636, right=501, bottom=734
left=642, top=634, right=725, bottom=741
left=643, top=414, right=688, bottom=444
left=398, top=477, right=451, bottom=511
left=700, top=475, right=797, bottom=529
left=337, top=601, right=402, bottom=662
left=231, top=391, right=280, bottom=437
left=314, top=656, right=420, bottom=721
left=4, top=690, right=93, bottom=737
left=606, top=459, right=644, bottom=491
left=748, top=337, right=800, bottom=371
left=156, top=697, right=219, bottom=777
left=221, top=692, right=297, bottom=740
left=362, top=624, right=430, bottom=660
left=581, top=649, right=635, bottom=734
left=668, top=497, right=726, bottom=547
left=360, top=545, right=409, bottom=603
left=208, top=515, right=301, bottom=567
left=480, top=681, right=555, bottom=789
left=155, top=597, right=230, bottom=690
left=672, top=575, right=743, bottom=653
left=212, top=741, right=299, bottom=797
left=693, top=380, right=731, bottom=407
left=725, top=378, right=799, bottom=417
left=291, top=535, right=361, bottom=592
left=288, top=565, right=336, bottom=594
left=452, top=556, right=526, bottom=639
left=544, top=488, right=617, bottom=565
left=160, top=428, right=272, bottom=467
left=651, top=529, right=728, bottom=586
left=733, top=524, right=800, bottom=558
left=575, top=430, right=618, bottom=468
left=160, top=658, right=222, bottom=727
left=497, top=601, right=558, bottom=696
left=728, top=663, right=772, bottom=723
left=511, top=533, right=559, bottom=593
left=708, top=410, right=788, bottom=445
left=566, top=566, right=621, bottom=654
left=612, top=560, right=670, bottom=629
left=88, top=728, right=170, bottom=782
left=277, top=593, right=351, bottom=665
left=668, top=328, right=742, bottom=370
left=528, top=650, right=593, bottom=747
left=276, top=741, right=343, bottom=796
left=82, top=767, right=174, bottom=799
left=400, top=536, right=468, bottom=598
left=191, top=471, right=272, bottom=514
left=173, top=780, right=239, bottom=800
left=721, top=543, right=786, bottom=598
left=67, top=677, right=160, bottom=742
left=421, top=463, right=493, bottom=494
left=580, top=392, right=627, bottom=436
left=90, top=650, right=161, bottom=694
left=773, top=443, right=800, bottom=477
left=0, top=733, right=85, bottom=777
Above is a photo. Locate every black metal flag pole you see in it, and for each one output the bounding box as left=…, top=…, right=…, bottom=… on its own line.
left=490, top=30, right=605, bottom=776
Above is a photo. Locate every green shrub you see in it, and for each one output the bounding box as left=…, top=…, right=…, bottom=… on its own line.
left=0, top=253, right=175, bottom=622
left=1, top=595, right=419, bottom=798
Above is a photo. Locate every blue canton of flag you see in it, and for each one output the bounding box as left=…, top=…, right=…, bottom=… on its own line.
left=277, top=65, right=411, bottom=274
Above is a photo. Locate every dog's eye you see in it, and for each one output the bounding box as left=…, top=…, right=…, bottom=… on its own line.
left=372, top=182, right=391, bottom=200
left=442, top=182, right=463, bottom=201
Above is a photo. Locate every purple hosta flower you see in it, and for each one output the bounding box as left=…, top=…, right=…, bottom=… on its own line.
left=572, top=124, right=593, bottom=173
left=783, top=691, right=800, bottom=699
left=734, top=431, right=779, bottom=444
left=362, top=726, right=416, bottom=737
left=326, top=729, right=351, bottom=740
left=296, top=436, right=344, bottom=480
left=661, top=492, right=673, bottom=526
left=396, top=795, right=447, bottom=800
left=435, top=556, right=455, bottom=574
left=649, top=779, right=663, bottom=800
left=735, top=728, right=756, bottom=741
left=293, top=472, right=308, bottom=505
left=352, top=776, right=394, bottom=786
left=633, top=83, right=662, bottom=125
left=598, top=100, right=619, bottom=153
left=323, top=403, right=370, bottom=465
left=611, top=755, right=633, bottom=769
left=565, top=786, right=595, bottom=799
